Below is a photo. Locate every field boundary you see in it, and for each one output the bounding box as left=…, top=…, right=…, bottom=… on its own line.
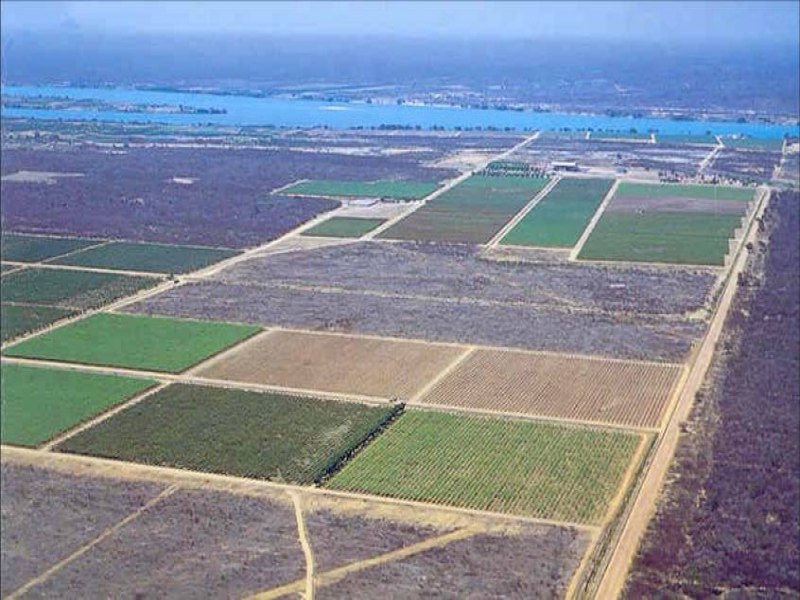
left=592, top=186, right=772, bottom=598
left=487, top=175, right=562, bottom=247
left=569, top=178, right=620, bottom=260
left=0, top=445, right=598, bottom=532
left=0, top=260, right=167, bottom=278
left=288, top=491, right=316, bottom=600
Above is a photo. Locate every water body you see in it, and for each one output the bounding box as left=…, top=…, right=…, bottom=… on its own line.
left=2, top=85, right=796, bottom=139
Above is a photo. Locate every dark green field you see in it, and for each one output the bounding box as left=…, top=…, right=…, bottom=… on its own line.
left=655, top=134, right=718, bottom=146
left=53, top=241, right=239, bottom=274
left=303, top=217, right=386, bottom=238
left=0, top=233, right=98, bottom=263
left=4, top=313, right=260, bottom=373
left=0, top=268, right=159, bottom=310
left=615, top=182, right=754, bottom=202
left=1, top=304, right=76, bottom=343
left=501, top=178, right=613, bottom=247
left=58, top=383, right=400, bottom=484
left=380, top=175, right=549, bottom=244
left=0, top=364, right=155, bottom=447
left=282, top=180, right=439, bottom=200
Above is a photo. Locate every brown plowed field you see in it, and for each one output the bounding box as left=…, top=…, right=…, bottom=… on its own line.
left=419, top=350, right=682, bottom=429
left=198, top=330, right=464, bottom=400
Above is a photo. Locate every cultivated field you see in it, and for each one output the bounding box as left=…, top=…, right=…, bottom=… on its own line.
left=329, top=410, right=643, bottom=524
left=420, top=349, right=682, bottom=429
left=655, top=134, right=718, bottom=145
left=52, top=241, right=239, bottom=274
left=4, top=313, right=259, bottom=372
left=0, top=364, right=154, bottom=447
left=281, top=179, right=439, bottom=200
left=58, top=383, right=399, bottom=483
left=380, top=175, right=549, bottom=243
left=303, top=216, right=386, bottom=238
left=199, top=330, right=465, bottom=400
left=579, top=182, right=753, bottom=265
left=1, top=233, right=98, bottom=263
left=501, top=177, right=613, bottom=247
left=1, top=266, right=159, bottom=342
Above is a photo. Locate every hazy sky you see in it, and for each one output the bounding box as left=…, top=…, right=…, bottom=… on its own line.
left=2, top=1, right=799, bottom=44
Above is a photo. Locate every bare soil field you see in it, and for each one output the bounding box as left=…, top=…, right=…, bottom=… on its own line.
left=1, top=147, right=454, bottom=248
left=214, top=241, right=716, bottom=317
left=198, top=330, right=465, bottom=400
left=0, top=463, right=166, bottom=597
left=420, top=349, right=682, bottom=429
left=318, top=525, right=588, bottom=599
left=127, top=281, right=705, bottom=361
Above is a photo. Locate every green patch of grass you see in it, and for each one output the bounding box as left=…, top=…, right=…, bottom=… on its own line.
left=0, top=268, right=159, bottom=310
left=303, top=217, right=386, bottom=238
left=501, top=178, right=613, bottom=247
left=615, top=182, right=754, bottom=202
left=53, top=241, right=239, bottom=274
left=655, top=134, right=718, bottom=145
left=57, top=383, right=400, bottom=484
left=0, top=233, right=99, bottom=263
left=283, top=180, right=439, bottom=200
left=722, top=137, right=785, bottom=152
left=590, top=131, right=652, bottom=140
left=578, top=212, right=742, bottom=265
left=0, top=364, right=155, bottom=447
left=380, top=175, right=549, bottom=244
left=1, top=303, right=77, bottom=343
left=3, top=313, right=260, bottom=373
left=327, top=410, right=641, bottom=524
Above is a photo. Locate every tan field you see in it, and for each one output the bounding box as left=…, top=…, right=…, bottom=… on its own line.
left=198, top=330, right=465, bottom=400
left=419, top=349, right=682, bottom=429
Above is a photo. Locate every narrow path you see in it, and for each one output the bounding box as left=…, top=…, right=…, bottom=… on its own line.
left=287, top=491, right=315, bottom=600
left=486, top=175, right=561, bottom=247
left=593, top=187, right=771, bottom=598
left=569, top=179, right=620, bottom=261
left=6, top=485, right=177, bottom=600
left=698, top=142, right=723, bottom=174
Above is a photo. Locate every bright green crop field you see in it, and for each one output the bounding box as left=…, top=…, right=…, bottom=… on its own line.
left=0, top=233, right=98, bottom=263
left=380, top=175, right=549, bottom=244
left=327, top=410, right=642, bottom=524
left=58, top=383, right=400, bottom=484
left=578, top=212, right=742, bottom=265
left=3, top=313, right=260, bottom=373
left=0, top=364, right=155, bottom=447
left=53, top=241, right=239, bottom=274
left=501, top=178, right=613, bottom=247
left=303, top=217, right=386, bottom=238
left=283, top=180, right=439, bottom=200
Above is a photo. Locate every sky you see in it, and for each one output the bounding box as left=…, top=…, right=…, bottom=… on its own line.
left=1, top=0, right=799, bottom=44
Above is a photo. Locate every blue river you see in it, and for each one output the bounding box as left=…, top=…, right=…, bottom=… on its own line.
left=2, top=85, right=797, bottom=139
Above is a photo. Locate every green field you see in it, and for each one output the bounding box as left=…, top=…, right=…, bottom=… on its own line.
left=380, top=175, right=549, bottom=244
left=722, top=137, right=785, bottom=152
left=615, top=182, right=754, bottom=202
left=283, top=180, right=439, bottom=200
left=501, top=178, right=613, bottom=247
left=53, top=241, right=239, bottom=274
left=578, top=212, right=743, bottom=265
left=0, top=364, right=155, bottom=447
left=0, top=268, right=159, bottom=310
left=590, top=131, right=652, bottom=141
left=3, top=313, right=260, bottom=373
left=303, top=217, right=386, bottom=238
left=327, top=410, right=641, bottom=524
left=655, top=134, right=718, bottom=145
left=58, top=383, right=400, bottom=484
left=1, top=304, right=76, bottom=343
left=539, top=130, right=589, bottom=140
left=0, top=233, right=98, bottom=263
